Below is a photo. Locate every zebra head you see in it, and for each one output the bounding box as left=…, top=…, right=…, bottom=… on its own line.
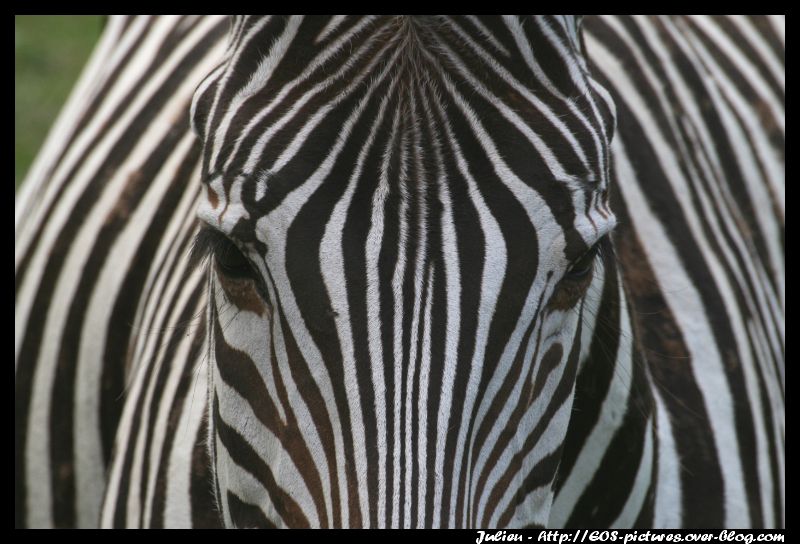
left=189, top=15, right=618, bottom=528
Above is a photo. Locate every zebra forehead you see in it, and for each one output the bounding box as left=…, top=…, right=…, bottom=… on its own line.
left=194, top=17, right=608, bottom=156
left=225, top=15, right=586, bottom=69
left=193, top=15, right=614, bottom=257
left=213, top=16, right=598, bottom=122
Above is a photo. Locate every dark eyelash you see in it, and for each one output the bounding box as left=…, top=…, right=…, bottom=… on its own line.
left=188, top=225, right=232, bottom=268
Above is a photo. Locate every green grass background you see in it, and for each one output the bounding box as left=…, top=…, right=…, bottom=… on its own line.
left=15, top=16, right=104, bottom=191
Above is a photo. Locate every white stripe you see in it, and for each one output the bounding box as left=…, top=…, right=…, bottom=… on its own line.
left=471, top=312, right=541, bottom=515
left=364, top=105, right=400, bottom=526
left=439, top=17, right=596, bottom=180
left=315, top=15, right=349, bottom=44
left=464, top=16, right=511, bottom=56
left=474, top=311, right=571, bottom=524
left=767, top=15, right=784, bottom=47
left=98, top=185, right=203, bottom=527
left=212, top=435, right=273, bottom=527
left=625, top=15, right=784, bottom=382
left=689, top=16, right=783, bottom=132
left=15, top=15, right=126, bottom=234
left=26, top=27, right=218, bottom=524
left=15, top=15, right=142, bottom=243
left=501, top=16, right=609, bottom=184
left=127, top=241, right=207, bottom=526
left=430, top=135, right=460, bottom=528
left=202, top=15, right=275, bottom=165
left=747, top=320, right=784, bottom=527
left=576, top=263, right=606, bottom=376
left=268, top=282, right=333, bottom=526
left=390, top=127, right=409, bottom=529
left=416, top=264, right=435, bottom=526
left=489, top=380, right=576, bottom=527
left=250, top=26, right=397, bottom=177
left=728, top=17, right=785, bottom=100
left=431, top=34, right=570, bottom=180
left=16, top=16, right=223, bottom=369
left=428, top=93, right=508, bottom=527
left=16, top=15, right=156, bottom=366
left=209, top=16, right=304, bottom=170
left=668, top=17, right=785, bottom=326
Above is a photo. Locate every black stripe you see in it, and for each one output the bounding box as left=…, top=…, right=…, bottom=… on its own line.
left=226, top=490, right=276, bottom=528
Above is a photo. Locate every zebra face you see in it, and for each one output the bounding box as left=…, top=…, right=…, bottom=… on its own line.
left=190, top=16, right=617, bottom=528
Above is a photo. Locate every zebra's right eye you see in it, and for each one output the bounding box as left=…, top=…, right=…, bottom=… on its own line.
left=564, top=243, right=600, bottom=281
left=547, top=241, right=604, bottom=311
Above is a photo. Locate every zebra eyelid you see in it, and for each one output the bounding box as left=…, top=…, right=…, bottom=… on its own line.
left=565, top=239, right=604, bottom=278
left=191, top=225, right=268, bottom=299
left=189, top=225, right=238, bottom=267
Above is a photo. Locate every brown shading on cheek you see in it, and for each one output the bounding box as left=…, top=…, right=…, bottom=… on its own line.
left=216, top=271, right=270, bottom=318
left=754, top=97, right=783, bottom=152
left=206, top=184, right=219, bottom=209
left=105, top=170, right=142, bottom=225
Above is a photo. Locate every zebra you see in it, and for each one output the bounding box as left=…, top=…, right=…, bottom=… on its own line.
left=15, top=15, right=784, bottom=528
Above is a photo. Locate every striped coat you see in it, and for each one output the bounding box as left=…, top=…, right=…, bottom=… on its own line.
left=15, top=15, right=783, bottom=528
